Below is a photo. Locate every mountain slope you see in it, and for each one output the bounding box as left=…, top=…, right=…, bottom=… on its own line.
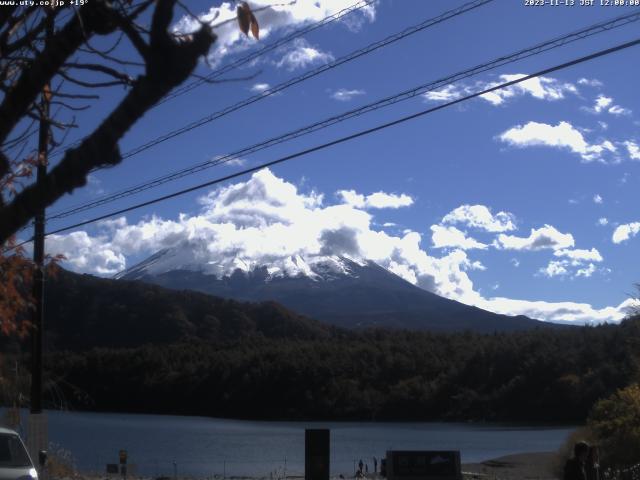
left=42, top=269, right=333, bottom=351
left=117, top=249, right=547, bottom=333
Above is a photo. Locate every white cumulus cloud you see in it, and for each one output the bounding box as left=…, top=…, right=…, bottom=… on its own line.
left=593, top=95, right=613, bottom=113
left=539, top=249, right=603, bottom=278
left=250, top=83, right=270, bottom=93
left=499, top=121, right=617, bottom=163
left=625, top=141, right=640, bottom=160
left=337, top=189, right=414, bottom=209
left=613, top=222, right=640, bottom=244
left=578, top=78, right=603, bottom=87
left=608, top=105, right=632, bottom=116
left=495, top=225, right=574, bottom=251
left=480, top=297, right=636, bottom=325
left=584, top=94, right=631, bottom=116
left=430, top=225, right=488, bottom=250
left=575, top=263, right=597, bottom=278
left=276, top=38, right=334, bottom=70
left=479, top=74, right=577, bottom=106
left=46, top=231, right=126, bottom=276
left=554, top=247, right=603, bottom=263
left=423, top=84, right=460, bottom=102
left=331, top=88, right=366, bottom=101
left=42, top=170, right=634, bottom=325
left=539, top=260, right=569, bottom=278
left=441, top=204, right=516, bottom=233
left=424, top=74, right=577, bottom=106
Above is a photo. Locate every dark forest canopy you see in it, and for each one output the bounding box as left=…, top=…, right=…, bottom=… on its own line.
left=40, top=316, right=639, bottom=423
left=40, top=269, right=335, bottom=350
left=39, top=269, right=562, bottom=352
left=2, top=269, right=638, bottom=423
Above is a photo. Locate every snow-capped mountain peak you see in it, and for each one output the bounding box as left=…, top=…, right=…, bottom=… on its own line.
left=115, top=245, right=367, bottom=283
left=115, top=245, right=545, bottom=333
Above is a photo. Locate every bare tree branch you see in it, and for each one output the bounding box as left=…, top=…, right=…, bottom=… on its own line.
left=0, top=152, right=9, bottom=181
left=96, top=31, right=125, bottom=56
left=0, top=6, right=38, bottom=54
left=1, top=117, right=37, bottom=150
left=51, top=91, right=101, bottom=100
left=116, top=16, right=150, bottom=62
left=0, top=6, right=18, bottom=31
left=9, top=137, right=31, bottom=163
left=0, top=0, right=216, bottom=244
left=77, top=45, right=145, bottom=67
left=63, top=62, right=133, bottom=84
left=2, top=9, right=54, bottom=56
left=0, top=2, right=122, bottom=154
left=58, top=70, right=131, bottom=88
left=50, top=101, right=90, bottom=112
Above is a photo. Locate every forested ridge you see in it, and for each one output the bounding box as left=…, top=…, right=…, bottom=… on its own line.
left=2, top=269, right=638, bottom=423
left=43, top=316, right=640, bottom=423
left=40, top=269, right=335, bottom=350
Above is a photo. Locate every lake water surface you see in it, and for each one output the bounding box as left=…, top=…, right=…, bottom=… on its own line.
left=11, top=410, right=577, bottom=477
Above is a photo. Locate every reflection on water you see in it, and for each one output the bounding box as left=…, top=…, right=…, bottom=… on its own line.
left=3, top=410, right=577, bottom=477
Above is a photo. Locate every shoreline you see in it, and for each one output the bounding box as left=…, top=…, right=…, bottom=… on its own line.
left=11, top=407, right=581, bottom=426
left=72, top=451, right=561, bottom=480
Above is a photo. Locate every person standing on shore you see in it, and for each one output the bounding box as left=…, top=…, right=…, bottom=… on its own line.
left=373, top=457, right=377, bottom=474
left=359, top=459, right=364, bottom=473
left=564, top=441, right=589, bottom=480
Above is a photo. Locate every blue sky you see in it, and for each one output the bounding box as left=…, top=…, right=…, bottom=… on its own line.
left=30, top=0, right=640, bottom=324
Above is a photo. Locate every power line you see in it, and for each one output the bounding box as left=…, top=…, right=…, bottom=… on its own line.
left=6, top=35, right=639, bottom=255
left=7, top=0, right=376, bottom=231
left=2, top=0, right=376, bottom=238
left=121, top=0, right=494, bottom=158
left=46, top=8, right=640, bottom=222
left=48, top=0, right=494, bottom=163
left=14, top=0, right=495, bottom=238
left=162, top=0, right=376, bottom=104
left=35, top=37, right=640, bottom=243
left=47, top=0, right=374, bottom=159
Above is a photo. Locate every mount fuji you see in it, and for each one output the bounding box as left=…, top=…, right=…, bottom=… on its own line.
left=116, top=246, right=548, bottom=332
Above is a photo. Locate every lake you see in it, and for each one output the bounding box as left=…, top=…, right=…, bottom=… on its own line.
left=7, top=410, right=577, bottom=477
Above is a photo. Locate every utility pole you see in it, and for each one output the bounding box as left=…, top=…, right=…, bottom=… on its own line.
left=28, top=9, right=53, bottom=474
left=30, top=89, right=48, bottom=410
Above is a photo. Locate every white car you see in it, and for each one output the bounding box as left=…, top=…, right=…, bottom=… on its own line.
left=0, top=427, right=38, bottom=480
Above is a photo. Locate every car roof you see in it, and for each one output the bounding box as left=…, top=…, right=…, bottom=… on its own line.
left=0, top=427, right=19, bottom=435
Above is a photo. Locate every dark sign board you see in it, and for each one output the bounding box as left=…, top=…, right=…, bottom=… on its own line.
left=386, top=451, right=461, bottom=480
left=106, top=464, right=119, bottom=474
left=305, top=429, right=330, bottom=480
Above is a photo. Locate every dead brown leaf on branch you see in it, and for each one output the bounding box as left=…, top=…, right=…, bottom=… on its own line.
left=237, top=2, right=260, bottom=40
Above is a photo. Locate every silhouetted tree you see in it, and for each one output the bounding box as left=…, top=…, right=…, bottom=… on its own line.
left=0, top=1, right=261, bottom=330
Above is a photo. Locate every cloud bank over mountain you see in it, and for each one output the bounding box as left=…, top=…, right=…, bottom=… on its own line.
left=43, top=169, right=636, bottom=325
